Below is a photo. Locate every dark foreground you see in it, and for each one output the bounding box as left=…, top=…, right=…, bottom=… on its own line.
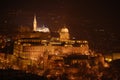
left=0, top=59, right=120, bottom=80
left=0, top=69, right=45, bottom=80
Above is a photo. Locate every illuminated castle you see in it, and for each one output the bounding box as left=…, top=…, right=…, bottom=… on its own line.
left=11, top=15, right=90, bottom=75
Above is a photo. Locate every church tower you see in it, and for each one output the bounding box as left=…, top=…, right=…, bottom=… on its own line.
left=33, top=15, right=37, bottom=31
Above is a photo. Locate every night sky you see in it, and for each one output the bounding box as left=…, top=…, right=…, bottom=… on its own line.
left=0, top=0, right=120, bottom=53
left=0, top=1, right=120, bottom=27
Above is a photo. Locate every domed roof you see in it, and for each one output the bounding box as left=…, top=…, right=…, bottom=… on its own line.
left=60, top=27, right=69, bottom=33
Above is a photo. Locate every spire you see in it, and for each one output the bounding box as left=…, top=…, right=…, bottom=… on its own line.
left=33, top=14, right=37, bottom=31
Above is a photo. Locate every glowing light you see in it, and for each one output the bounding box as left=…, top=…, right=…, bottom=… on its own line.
left=36, top=25, right=50, bottom=32
left=103, top=62, right=109, bottom=67
left=105, top=58, right=112, bottom=62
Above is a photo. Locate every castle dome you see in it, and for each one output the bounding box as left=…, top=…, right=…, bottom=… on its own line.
left=60, top=27, right=69, bottom=33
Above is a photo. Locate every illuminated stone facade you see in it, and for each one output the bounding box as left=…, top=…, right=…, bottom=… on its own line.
left=12, top=15, right=90, bottom=75
left=13, top=36, right=90, bottom=74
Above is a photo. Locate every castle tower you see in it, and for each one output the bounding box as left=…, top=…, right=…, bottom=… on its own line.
left=33, top=15, right=37, bottom=31
left=59, top=26, right=70, bottom=41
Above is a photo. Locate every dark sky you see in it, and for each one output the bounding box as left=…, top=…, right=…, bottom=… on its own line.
left=0, top=0, right=120, bottom=37
left=1, top=1, right=119, bottom=22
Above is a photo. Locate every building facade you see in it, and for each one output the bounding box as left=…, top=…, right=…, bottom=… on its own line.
left=12, top=15, right=90, bottom=75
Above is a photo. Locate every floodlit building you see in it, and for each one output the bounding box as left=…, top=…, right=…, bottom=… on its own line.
left=12, top=15, right=90, bottom=75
